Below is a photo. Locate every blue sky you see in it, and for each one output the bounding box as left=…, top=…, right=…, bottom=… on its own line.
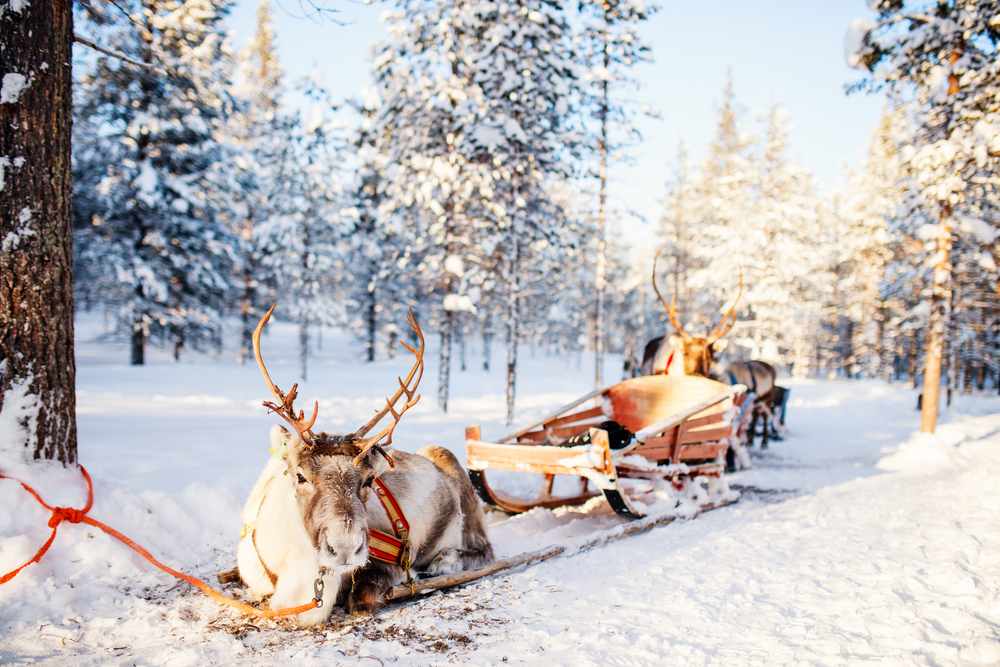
left=227, top=0, right=886, bottom=246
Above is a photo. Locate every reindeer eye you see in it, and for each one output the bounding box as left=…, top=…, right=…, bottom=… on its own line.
left=296, top=473, right=307, bottom=484
left=362, top=478, right=374, bottom=488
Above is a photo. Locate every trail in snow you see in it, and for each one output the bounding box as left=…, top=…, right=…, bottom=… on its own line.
left=1, top=315, right=999, bottom=666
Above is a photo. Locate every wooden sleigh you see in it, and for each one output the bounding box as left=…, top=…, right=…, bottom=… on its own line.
left=466, top=375, right=753, bottom=520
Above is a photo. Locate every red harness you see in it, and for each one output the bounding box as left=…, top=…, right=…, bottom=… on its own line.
left=654, top=349, right=677, bottom=375
left=367, top=478, right=411, bottom=567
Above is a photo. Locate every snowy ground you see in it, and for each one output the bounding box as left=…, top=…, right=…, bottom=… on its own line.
left=2, top=314, right=1000, bottom=666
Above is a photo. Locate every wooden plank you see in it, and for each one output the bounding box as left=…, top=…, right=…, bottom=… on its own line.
left=466, top=440, right=613, bottom=476
left=629, top=444, right=674, bottom=460
left=632, top=384, right=745, bottom=443
left=680, top=426, right=733, bottom=445
left=542, top=406, right=607, bottom=430
left=671, top=420, right=687, bottom=464
left=517, top=420, right=605, bottom=443
left=683, top=412, right=726, bottom=430
left=494, top=385, right=615, bottom=444
left=679, top=443, right=728, bottom=460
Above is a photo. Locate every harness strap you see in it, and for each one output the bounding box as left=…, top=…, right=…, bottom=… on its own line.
left=367, top=479, right=411, bottom=566
left=368, top=478, right=416, bottom=595
left=654, top=348, right=676, bottom=376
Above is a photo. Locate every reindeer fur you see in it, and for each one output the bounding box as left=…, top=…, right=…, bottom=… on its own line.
left=238, top=425, right=493, bottom=625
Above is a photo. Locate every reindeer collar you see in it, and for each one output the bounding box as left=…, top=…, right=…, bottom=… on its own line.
left=367, top=478, right=411, bottom=567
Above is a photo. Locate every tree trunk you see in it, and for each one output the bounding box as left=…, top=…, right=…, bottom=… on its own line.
left=482, top=316, right=491, bottom=372
left=594, top=32, right=609, bottom=392
left=439, top=310, right=453, bottom=412
left=920, top=206, right=952, bottom=433
left=300, top=313, right=308, bottom=381
left=131, top=317, right=145, bottom=366
left=366, top=285, right=377, bottom=362
left=459, top=313, right=467, bottom=372
left=506, top=232, right=520, bottom=425
left=238, top=269, right=254, bottom=365
left=0, top=1, right=77, bottom=464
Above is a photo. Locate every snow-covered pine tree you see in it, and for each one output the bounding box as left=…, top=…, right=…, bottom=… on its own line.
left=839, top=106, right=908, bottom=378
left=847, top=0, right=1000, bottom=430
left=577, top=0, right=655, bottom=389
left=73, top=0, right=243, bottom=364
left=226, top=0, right=284, bottom=363
left=681, top=73, right=755, bottom=336
left=656, top=137, right=701, bottom=324
left=253, top=71, right=349, bottom=381
left=363, top=0, right=493, bottom=412
left=347, top=88, right=418, bottom=363
left=739, top=100, right=829, bottom=373
left=462, top=0, right=580, bottom=423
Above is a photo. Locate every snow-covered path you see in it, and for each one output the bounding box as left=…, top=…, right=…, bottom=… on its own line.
left=2, top=318, right=999, bottom=665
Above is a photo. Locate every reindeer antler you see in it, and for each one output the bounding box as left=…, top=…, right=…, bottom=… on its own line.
left=253, top=304, right=319, bottom=445
left=708, top=267, right=743, bottom=343
left=352, top=309, right=425, bottom=467
left=652, top=247, right=692, bottom=342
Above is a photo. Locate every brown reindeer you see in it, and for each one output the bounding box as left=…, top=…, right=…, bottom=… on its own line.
left=642, top=252, right=778, bottom=450
left=237, top=306, right=493, bottom=625
left=641, top=249, right=742, bottom=378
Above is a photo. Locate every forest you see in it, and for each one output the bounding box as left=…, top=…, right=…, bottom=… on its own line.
left=4, top=0, right=1000, bottom=441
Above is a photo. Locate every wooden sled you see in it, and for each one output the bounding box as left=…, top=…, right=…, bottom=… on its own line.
left=466, top=375, right=749, bottom=520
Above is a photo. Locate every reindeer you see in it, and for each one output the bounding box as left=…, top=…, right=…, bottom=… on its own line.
left=237, top=306, right=493, bottom=626
left=640, top=249, right=741, bottom=378
left=642, top=251, right=778, bottom=451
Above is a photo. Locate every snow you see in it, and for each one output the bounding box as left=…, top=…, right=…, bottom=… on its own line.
left=844, top=17, right=873, bottom=70
left=1, top=206, right=35, bottom=252
left=0, top=368, right=38, bottom=459
left=2, top=314, right=1000, bottom=665
left=0, top=72, right=28, bottom=104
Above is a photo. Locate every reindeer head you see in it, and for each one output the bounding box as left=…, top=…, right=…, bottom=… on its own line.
left=652, top=249, right=741, bottom=378
left=253, top=305, right=424, bottom=571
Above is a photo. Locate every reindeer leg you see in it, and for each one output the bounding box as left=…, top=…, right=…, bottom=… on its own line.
left=748, top=408, right=758, bottom=449
left=760, top=408, right=769, bottom=450
left=347, top=561, right=398, bottom=616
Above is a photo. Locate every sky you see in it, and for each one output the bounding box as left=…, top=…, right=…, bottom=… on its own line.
left=227, top=0, right=887, bottom=247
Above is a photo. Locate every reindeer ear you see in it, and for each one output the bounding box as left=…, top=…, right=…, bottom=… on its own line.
left=269, top=424, right=297, bottom=460
left=712, top=338, right=729, bottom=353
left=668, top=334, right=684, bottom=349
left=363, top=446, right=393, bottom=478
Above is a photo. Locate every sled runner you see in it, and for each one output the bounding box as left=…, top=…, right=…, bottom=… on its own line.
left=466, top=375, right=751, bottom=520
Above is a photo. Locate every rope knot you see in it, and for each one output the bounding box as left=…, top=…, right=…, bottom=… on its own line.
left=50, top=507, right=86, bottom=528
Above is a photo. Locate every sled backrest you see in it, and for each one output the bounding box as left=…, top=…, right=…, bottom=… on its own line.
left=514, top=375, right=733, bottom=444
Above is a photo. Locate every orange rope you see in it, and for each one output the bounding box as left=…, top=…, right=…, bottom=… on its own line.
left=0, top=466, right=318, bottom=618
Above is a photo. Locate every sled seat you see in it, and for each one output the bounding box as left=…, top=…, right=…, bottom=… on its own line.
left=466, top=375, right=746, bottom=519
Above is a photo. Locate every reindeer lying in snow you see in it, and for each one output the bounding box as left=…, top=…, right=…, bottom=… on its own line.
left=237, top=306, right=493, bottom=626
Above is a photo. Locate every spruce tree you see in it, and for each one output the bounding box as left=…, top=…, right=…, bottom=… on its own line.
left=73, top=0, right=242, bottom=364
left=848, top=0, right=1000, bottom=430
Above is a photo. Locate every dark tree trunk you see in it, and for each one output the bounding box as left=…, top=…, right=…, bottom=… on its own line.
left=239, top=270, right=254, bottom=365
left=131, top=316, right=146, bottom=366
left=366, top=286, right=377, bottom=362
left=0, top=1, right=77, bottom=464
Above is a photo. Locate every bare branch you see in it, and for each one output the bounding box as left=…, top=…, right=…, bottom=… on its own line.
left=73, top=33, right=168, bottom=77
